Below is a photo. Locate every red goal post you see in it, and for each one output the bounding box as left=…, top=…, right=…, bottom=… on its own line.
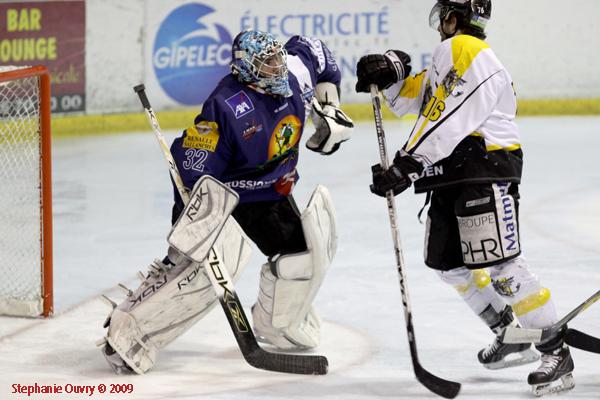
left=0, top=65, right=53, bottom=317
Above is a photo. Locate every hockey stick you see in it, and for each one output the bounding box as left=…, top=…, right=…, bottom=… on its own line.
left=500, top=289, right=600, bottom=347
left=133, top=84, right=328, bottom=375
left=565, top=328, right=600, bottom=354
left=369, top=85, right=461, bottom=399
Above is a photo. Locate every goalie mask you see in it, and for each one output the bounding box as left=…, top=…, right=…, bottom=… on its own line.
left=231, top=30, right=292, bottom=98
left=429, top=0, right=492, bottom=38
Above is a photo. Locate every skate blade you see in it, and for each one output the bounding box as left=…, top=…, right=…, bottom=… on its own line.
left=484, top=348, right=540, bottom=370
left=532, top=373, right=575, bottom=397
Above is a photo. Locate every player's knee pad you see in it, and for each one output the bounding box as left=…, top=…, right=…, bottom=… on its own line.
left=489, top=256, right=557, bottom=328
left=102, top=218, right=252, bottom=374
left=436, top=267, right=506, bottom=319
left=252, top=185, right=336, bottom=350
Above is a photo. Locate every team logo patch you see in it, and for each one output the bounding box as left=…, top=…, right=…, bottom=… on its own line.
left=441, top=68, right=467, bottom=98
left=492, top=276, right=521, bottom=297
left=183, top=121, right=220, bottom=151
left=242, top=120, right=263, bottom=140
left=268, top=115, right=302, bottom=161
left=225, top=91, right=254, bottom=119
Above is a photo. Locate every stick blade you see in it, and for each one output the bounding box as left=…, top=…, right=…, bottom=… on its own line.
left=565, top=328, right=600, bottom=354
left=245, top=348, right=328, bottom=375
left=415, top=364, right=461, bottom=399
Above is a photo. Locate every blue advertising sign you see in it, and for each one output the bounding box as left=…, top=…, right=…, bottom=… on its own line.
left=153, top=3, right=233, bottom=105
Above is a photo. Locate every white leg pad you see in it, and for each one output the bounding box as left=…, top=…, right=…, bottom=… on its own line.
left=103, top=218, right=252, bottom=374
left=253, top=185, right=336, bottom=349
left=489, top=256, right=558, bottom=329
left=437, top=267, right=506, bottom=317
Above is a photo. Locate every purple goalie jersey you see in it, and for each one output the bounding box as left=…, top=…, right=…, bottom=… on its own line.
left=170, top=35, right=341, bottom=205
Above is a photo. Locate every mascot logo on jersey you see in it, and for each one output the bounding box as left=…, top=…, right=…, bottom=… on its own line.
left=441, top=68, right=467, bottom=98
left=153, top=3, right=232, bottom=105
left=492, top=276, right=521, bottom=297
left=268, top=115, right=302, bottom=162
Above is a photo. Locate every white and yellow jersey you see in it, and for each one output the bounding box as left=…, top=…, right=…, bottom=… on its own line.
left=382, top=35, right=523, bottom=192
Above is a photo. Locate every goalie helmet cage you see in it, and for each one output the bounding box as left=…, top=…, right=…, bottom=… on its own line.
left=0, top=65, right=53, bottom=317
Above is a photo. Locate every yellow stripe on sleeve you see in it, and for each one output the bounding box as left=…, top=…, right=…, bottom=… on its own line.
left=399, top=71, right=427, bottom=99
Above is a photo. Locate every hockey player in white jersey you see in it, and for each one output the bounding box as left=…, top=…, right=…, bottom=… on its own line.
left=356, top=0, right=574, bottom=396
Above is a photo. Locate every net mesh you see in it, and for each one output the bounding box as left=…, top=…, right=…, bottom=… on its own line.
left=0, top=66, right=43, bottom=316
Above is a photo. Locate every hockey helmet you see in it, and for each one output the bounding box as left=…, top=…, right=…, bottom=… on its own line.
left=231, top=30, right=292, bottom=97
left=429, top=0, right=492, bottom=35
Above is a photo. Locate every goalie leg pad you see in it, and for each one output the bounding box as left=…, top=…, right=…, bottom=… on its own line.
left=252, top=185, right=336, bottom=349
left=102, top=218, right=252, bottom=374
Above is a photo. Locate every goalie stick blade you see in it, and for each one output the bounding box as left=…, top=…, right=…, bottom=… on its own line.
left=245, top=348, right=328, bottom=375
left=216, top=287, right=329, bottom=375
left=415, top=363, right=461, bottom=399
left=565, top=328, right=600, bottom=354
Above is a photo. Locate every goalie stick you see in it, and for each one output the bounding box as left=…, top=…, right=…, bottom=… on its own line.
left=133, top=84, right=328, bottom=375
left=369, top=85, right=461, bottom=399
left=500, top=289, right=600, bottom=352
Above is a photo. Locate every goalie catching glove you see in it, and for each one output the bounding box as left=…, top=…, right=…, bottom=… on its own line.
left=307, top=82, right=354, bottom=155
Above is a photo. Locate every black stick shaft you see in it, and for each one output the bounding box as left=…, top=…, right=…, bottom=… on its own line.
left=134, top=84, right=151, bottom=109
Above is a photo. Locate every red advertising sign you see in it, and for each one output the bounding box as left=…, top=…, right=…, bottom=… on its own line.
left=0, top=1, right=86, bottom=113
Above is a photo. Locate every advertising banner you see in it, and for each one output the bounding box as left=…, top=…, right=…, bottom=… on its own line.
left=145, top=1, right=438, bottom=109
left=0, top=1, right=86, bottom=113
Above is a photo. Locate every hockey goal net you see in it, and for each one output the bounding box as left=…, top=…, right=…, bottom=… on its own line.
left=0, top=66, right=53, bottom=317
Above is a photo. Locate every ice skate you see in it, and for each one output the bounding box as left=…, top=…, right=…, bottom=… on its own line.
left=478, top=308, right=540, bottom=370
left=478, top=334, right=539, bottom=370
left=528, top=346, right=575, bottom=396
left=101, top=343, right=134, bottom=375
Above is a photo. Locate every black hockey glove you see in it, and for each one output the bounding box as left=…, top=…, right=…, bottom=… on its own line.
left=370, top=152, right=423, bottom=197
left=355, top=50, right=412, bottom=93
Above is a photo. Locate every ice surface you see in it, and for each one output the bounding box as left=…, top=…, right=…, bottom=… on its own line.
left=1, top=117, right=599, bottom=399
